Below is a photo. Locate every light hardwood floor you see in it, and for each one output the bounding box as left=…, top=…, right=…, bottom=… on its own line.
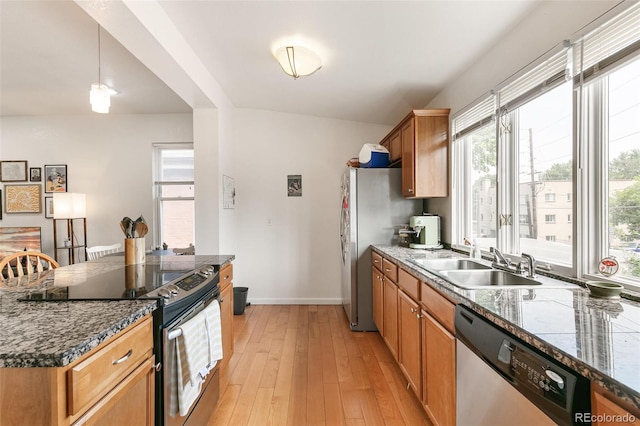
left=209, top=304, right=433, bottom=426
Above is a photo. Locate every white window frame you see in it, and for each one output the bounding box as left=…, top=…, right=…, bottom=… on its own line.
left=451, top=2, right=640, bottom=289
left=152, top=143, right=194, bottom=249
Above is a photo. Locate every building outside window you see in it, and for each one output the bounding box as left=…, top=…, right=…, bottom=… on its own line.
left=451, top=3, right=640, bottom=290
left=153, top=144, right=194, bottom=249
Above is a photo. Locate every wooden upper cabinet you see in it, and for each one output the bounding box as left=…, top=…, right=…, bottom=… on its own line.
left=388, top=109, right=450, bottom=198
left=389, top=130, right=402, bottom=163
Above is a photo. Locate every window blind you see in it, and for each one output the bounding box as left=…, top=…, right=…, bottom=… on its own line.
left=452, top=93, right=495, bottom=140
left=575, top=2, right=640, bottom=84
left=497, top=46, right=571, bottom=113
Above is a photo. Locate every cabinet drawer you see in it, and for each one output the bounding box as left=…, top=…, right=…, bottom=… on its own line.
left=382, top=258, right=398, bottom=282
left=398, top=269, right=420, bottom=301
left=220, top=263, right=233, bottom=290
left=68, top=317, right=153, bottom=416
left=372, top=252, right=383, bottom=270
left=421, top=283, right=455, bottom=334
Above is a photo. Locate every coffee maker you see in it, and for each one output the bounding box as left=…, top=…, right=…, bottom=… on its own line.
left=409, top=215, right=442, bottom=249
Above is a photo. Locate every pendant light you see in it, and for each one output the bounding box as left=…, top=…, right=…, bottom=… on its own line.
left=90, top=24, right=111, bottom=113
left=274, top=45, right=322, bottom=79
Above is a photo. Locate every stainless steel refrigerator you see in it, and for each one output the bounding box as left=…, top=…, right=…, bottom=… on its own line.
left=340, top=167, right=423, bottom=331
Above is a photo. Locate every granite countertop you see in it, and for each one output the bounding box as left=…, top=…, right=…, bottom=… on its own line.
left=0, top=254, right=235, bottom=368
left=372, top=245, right=640, bottom=412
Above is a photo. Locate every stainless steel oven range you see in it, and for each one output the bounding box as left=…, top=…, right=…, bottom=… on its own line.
left=20, top=260, right=223, bottom=426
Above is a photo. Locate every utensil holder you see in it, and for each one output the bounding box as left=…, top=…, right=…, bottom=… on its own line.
left=124, top=237, right=145, bottom=265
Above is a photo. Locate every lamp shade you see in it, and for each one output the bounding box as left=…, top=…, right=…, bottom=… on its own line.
left=90, top=83, right=111, bottom=113
left=53, top=193, right=86, bottom=219
left=274, top=46, right=322, bottom=79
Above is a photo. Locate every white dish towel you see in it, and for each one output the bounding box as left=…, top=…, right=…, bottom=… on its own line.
left=171, top=310, right=210, bottom=417
left=169, top=299, right=225, bottom=418
left=203, top=299, right=224, bottom=368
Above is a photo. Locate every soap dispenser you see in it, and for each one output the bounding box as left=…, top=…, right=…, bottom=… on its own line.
left=464, top=237, right=482, bottom=259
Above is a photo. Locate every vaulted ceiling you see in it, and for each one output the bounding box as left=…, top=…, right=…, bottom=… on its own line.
left=1, top=0, right=540, bottom=125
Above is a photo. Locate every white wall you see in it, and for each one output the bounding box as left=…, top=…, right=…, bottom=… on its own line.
left=0, top=113, right=192, bottom=263
left=232, top=109, right=389, bottom=304
left=425, top=0, right=623, bottom=243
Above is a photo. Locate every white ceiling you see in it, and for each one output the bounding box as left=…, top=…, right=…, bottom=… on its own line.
left=1, top=0, right=540, bottom=126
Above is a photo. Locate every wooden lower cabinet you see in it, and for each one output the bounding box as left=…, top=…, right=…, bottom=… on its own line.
left=219, top=263, right=234, bottom=363
left=0, top=316, right=154, bottom=426
left=422, top=310, right=456, bottom=426
left=372, top=266, right=384, bottom=331
left=74, top=356, right=155, bottom=425
left=382, top=276, right=399, bottom=360
left=398, top=290, right=422, bottom=398
left=591, top=388, right=640, bottom=426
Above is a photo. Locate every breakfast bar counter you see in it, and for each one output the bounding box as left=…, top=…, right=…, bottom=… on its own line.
left=0, top=253, right=233, bottom=368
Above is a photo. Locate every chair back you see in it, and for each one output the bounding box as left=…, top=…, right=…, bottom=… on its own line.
left=172, top=244, right=195, bottom=255
left=86, top=243, right=122, bottom=260
left=0, top=251, right=59, bottom=280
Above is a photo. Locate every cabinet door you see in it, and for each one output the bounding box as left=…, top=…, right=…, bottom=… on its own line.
left=382, top=277, right=398, bottom=360
left=592, top=391, right=640, bottom=426
left=372, top=266, right=384, bottom=332
left=398, top=290, right=421, bottom=398
left=401, top=118, right=416, bottom=197
left=422, top=310, right=456, bottom=426
left=220, top=283, right=234, bottom=362
left=75, top=356, right=155, bottom=426
left=414, top=112, right=449, bottom=197
left=389, top=131, right=402, bottom=162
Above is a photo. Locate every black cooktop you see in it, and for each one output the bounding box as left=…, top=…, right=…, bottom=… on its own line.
left=19, top=262, right=211, bottom=302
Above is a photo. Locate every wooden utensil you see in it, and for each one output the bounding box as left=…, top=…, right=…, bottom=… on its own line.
left=136, top=222, right=148, bottom=238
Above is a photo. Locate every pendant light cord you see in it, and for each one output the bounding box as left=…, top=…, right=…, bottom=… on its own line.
left=97, top=24, right=102, bottom=85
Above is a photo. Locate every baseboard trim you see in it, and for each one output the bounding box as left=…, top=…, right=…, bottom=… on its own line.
left=246, top=298, right=343, bottom=305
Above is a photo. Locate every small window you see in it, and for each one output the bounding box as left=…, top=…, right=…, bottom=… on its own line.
left=545, top=214, right=556, bottom=224
left=566, top=193, right=571, bottom=202
left=546, top=235, right=556, bottom=242
left=545, top=193, right=556, bottom=202
left=567, top=214, right=572, bottom=223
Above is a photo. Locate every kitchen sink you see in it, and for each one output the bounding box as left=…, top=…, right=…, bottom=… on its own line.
left=409, top=258, right=492, bottom=272
left=438, top=269, right=542, bottom=289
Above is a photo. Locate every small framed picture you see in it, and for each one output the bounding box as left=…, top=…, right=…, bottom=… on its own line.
left=44, top=197, right=54, bottom=219
left=4, top=184, right=42, bottom=213
left=44, top=164, right=67, bottom=193
left=0, top=189, right=2, bottom=220
left=287, top=174, right=302, bottom=197
left=0, top=161, right=28, bottom=182
left=30, top=167, right=42, bottom=182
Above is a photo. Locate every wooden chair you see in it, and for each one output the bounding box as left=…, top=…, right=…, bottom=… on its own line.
left=86, top=243, right=122, bottom=260
left=0, top=251, right=60, bottom=279
left=172, top=244, right=195, bottom=255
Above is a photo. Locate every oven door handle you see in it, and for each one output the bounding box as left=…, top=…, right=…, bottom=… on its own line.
left=166, top=291, right=220, bottom=341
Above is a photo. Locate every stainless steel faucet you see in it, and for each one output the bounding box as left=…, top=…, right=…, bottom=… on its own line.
left=490, top=247, right=511, bottom=267
left=521, top=253, right=536, bottom=278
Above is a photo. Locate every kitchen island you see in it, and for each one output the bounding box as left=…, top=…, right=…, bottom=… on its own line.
left=0, top=253, right=234, bottom=368
left=0, top=253, right=234, bottom=426
left=372, top=245, right=640, bottom=418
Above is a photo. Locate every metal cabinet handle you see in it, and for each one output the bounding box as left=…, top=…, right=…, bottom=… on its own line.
left=385, top=268, right=391, bottom=272
left=220, top=298, right=224, bottom=303
left=410, top=308, right=416, bottom=313
left=224, top=275, right=230, bottom=280
left=408, top=188, right=413, bottom=193
left=112, top=349, right=133, bottom=365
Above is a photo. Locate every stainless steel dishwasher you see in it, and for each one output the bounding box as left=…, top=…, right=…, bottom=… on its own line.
left=454, top=305, right=591, bottom=426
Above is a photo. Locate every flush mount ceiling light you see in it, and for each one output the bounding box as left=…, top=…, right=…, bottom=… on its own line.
left=90, top=24, right=112, bottom=113
left=274, top=45, right=322, bottom=79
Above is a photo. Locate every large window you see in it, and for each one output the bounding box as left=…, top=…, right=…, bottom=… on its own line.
left=452, top=2, right=639, bottom=289
left=153, top=144, right=194, bottom=249
left=606, top=59, right=640, bottom=282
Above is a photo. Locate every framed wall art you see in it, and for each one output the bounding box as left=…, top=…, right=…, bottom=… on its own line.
left=287, top=174, right=302, bottom=197
left=44, top=196, right=54, bottom=219
left=4, top=184, right=42, bottom=213
left=0, top=161, right=28, bottom=182
left=44, top=164, right=67, bottom=193
left=30, top=167, right=42, bottom=182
